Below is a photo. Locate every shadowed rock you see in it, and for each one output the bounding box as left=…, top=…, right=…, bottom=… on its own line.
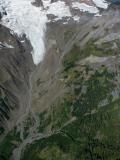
left=0, top=25, right=34, bottom=136
left=31, top=0, right=43, bottom=7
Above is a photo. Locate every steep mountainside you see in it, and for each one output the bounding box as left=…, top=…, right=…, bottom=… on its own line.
left=0, top=1, right=120, bottom=160
left=0, top=25, right=34, bottom=137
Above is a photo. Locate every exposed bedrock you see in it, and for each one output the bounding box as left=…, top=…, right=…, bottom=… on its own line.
left=0, top=25, right=34, bottom=137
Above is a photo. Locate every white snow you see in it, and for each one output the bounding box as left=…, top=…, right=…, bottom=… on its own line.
left=4, top=42, right=14, bottom=48
left=0, top=0, right=71, bottom=64
left=46, top=1, right=71, bottom=20
left=0, top=0, right=110, bottom=65
left=73, top=16, right=80, bottom=22
left=0, top=0, right=47, bottom=64
left=42, top=0, right=51, bottom=8
left=0, top=42, right=14, bottom=49
left=92, top=0, right=109, bottom=9
left=72, top=2, right=99, bottom=14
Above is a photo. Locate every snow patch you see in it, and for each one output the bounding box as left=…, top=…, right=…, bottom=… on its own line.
left=72, top=2, right=99, bottom=14
left=92, top=0, right=109, bottom=9
left=73, top=16, right=80, bottom=22
left=0, top=42, right=14, bottom=49
left=46, top=1, right=71, bottom=21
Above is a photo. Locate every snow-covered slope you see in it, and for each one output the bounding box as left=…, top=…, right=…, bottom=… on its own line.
left=0, top=0, right=48, bottom=65
left=0, top=0, right=110, bottom=64
left=93, top=0, right=109, bottom=9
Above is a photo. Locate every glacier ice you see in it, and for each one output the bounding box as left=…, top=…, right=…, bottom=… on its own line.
left=0, top=0, right=109, bottom=65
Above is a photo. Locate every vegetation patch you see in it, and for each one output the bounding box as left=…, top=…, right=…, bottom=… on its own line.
left=0, top=128, right=21, bottom=160
left=21, top=62, right=119, bottom=160
left=63, top=39, right=119, bottom=73
left=63, top=44, right=81, bottom=72
left=3, top=39, right=120, bottom=160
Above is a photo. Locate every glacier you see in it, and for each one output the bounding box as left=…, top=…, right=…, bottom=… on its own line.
left=0, top=0, right=47, bottom=65
left=0, top=0, right=72, bottom=64
left=0, top=0, right=109, bottom=65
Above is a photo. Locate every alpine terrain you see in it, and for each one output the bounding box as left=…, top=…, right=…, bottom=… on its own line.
left=0, top=0, right=120, bottom=160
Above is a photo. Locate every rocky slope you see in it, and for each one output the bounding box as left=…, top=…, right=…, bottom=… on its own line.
left=0, top=24, right=34, bottom=137
left=0, top=1, right=120, bottom=160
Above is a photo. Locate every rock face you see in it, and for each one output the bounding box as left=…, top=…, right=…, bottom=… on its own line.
left=1, top=3, right=120, bottom=160
left=31, top=0, right=43, bottom=7
left=108, top=0, right=120, bottom=5
left=0, top=25, right=34, bottom=137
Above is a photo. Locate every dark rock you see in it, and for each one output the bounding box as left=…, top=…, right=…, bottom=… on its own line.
left=0, top=24, right=34, bottom=135
left=31, top=0, right=43, bottom=7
